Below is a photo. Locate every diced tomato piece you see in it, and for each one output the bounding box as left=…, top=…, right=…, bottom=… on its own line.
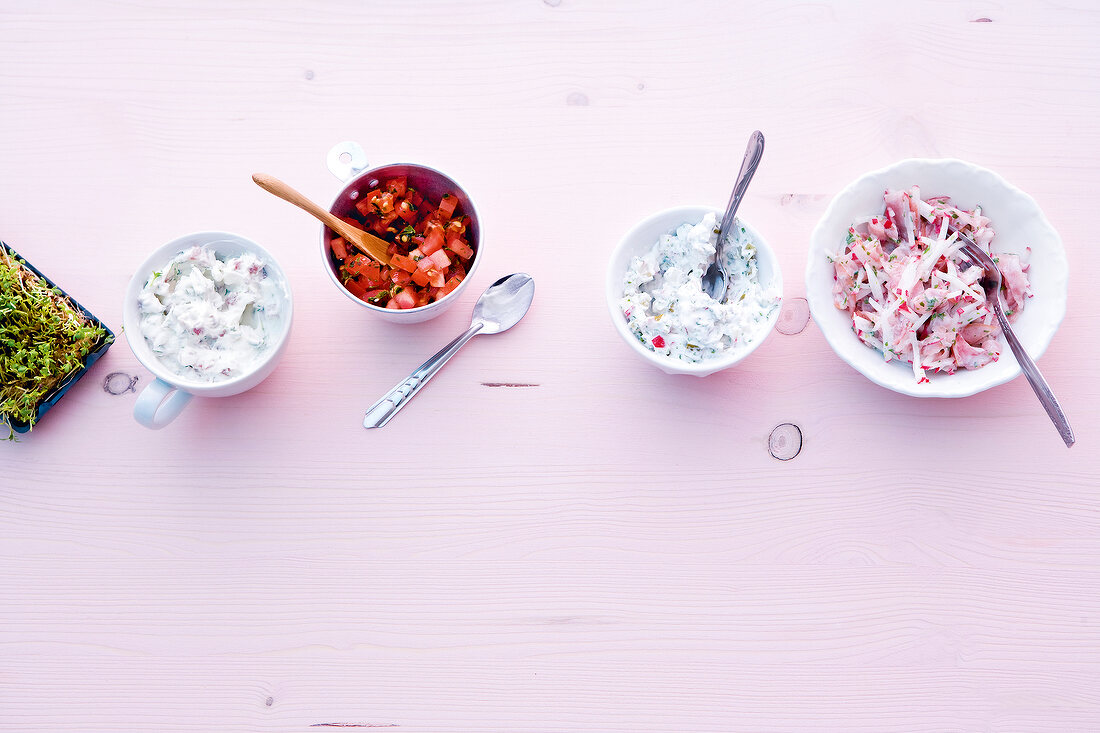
left=390, top=253, right=418, bottom=273
left=408, top=248, right=424, bottom=260
left=447, top=237, right=474, bottom=260
left=408, top=189, right=424, bottom=207
left=440, top=274, right=463, bottom=296
left=411, top=268, right=431, bottom=287
left=446, top=218, right=466, bottom=236
left=423, top=210, right=447, bottom=229
left=416, top=256, right=436, bottom=273
left=372, top=191, right=395, bottom=214
left=422, top=229, right=445, bottom=255
left=385, top=299, right=401, bottom=309
left=331, top=237, right=348, bottom=260
left=344, top=277, right=367, bottom=298
left=364, top=288, right=389, bottom=305
left=358, top=262, right=382, bottom=284
left=428, top=249, right=451, bottom=268
left=393, top=288, right=418, bottom=309
left=437, top=194, right=458, bottom=218
left=428, top=286, right=442, bottom=301
left=384, top=176, right=407, bottom=197
left=429, top=269, right=445, bottom=288
left=392, top=270, right=413, bottom=286
left=355, top=190, right=392, bottom=217
left=397, top=199, right=418, bottom=222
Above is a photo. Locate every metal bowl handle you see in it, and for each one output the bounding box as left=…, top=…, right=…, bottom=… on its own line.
left=326, top=141, right=368, bottom=182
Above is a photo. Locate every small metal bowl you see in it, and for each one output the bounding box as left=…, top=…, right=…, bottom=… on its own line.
left=320, top=141, right=483, bottom=324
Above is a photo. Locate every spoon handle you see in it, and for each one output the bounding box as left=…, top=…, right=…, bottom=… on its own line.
left=719, top=130, right=765, bottom=240
left=252, top=173, right=390, bottom=264
left=991, top=297, right=1075, bottom=447
left=253, top=172, right=348, bottom=231
left=363, top=322, right=485, bottom=429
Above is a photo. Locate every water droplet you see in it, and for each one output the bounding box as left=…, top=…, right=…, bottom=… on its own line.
left=776, top=297, right=809, bottom=335
left=265, top=696, right=274, bottom=707
left=103, top=372, right=139, bottom=395
left=566, top=92, right=589, bottom=106
left=304, top=69, right=314, bottom=80
left=636, top=81, right=645, bottom=91
left=769, top=423, right=802, bottom=461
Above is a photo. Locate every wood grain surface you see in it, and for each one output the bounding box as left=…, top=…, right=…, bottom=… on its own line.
left=2, top=1, right=1099, bottom=731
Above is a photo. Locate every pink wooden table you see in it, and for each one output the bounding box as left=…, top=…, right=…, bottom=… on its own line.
left=3, top=2, right=1099, bottom=730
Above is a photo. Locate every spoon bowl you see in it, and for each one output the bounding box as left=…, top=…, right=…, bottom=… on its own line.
left=470, top=273, right=536, bottom=334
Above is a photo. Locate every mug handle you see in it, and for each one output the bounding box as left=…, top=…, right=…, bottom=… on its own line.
left=134, top=378, right=193, bottom=429
left=326, top=141, right=368, bottom=182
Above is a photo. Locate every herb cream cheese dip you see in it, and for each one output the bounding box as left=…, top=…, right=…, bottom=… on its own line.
left=137, top=245, right=282, bottom=382
left=620, top=212, right=779, bottom=363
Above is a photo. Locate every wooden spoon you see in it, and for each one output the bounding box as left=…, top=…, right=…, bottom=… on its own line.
left=252, top=173, right=391, bottom=265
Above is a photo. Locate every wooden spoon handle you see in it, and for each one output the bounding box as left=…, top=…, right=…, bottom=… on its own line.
left=252, top=172, right=346, bottom=230
left=251, top=173, right=390, bottom=264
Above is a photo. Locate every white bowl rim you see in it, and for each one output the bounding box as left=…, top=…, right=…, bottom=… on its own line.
left=805, top=157, right=1069, bottom=398
left=606, top=204, right=784, bottom=377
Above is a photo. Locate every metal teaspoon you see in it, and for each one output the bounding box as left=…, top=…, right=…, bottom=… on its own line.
left=701, top=130, right=765, bottom=300
left=363, top=273, right=536, bottom=429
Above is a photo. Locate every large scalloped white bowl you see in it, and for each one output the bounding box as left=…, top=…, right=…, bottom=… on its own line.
left=806, top=158, right=1068, bottom=398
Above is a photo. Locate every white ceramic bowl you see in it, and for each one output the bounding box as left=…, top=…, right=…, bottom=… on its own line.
left=123, top=231, right=294, bottom=427
left=606, top=205, right=784, bottom=377
left=806, top=158, right=1069, bottom=398
left=321, top=145, right=482, bottom=324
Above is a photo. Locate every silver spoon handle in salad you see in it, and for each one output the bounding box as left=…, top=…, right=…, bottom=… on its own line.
left=363, top=322, right=484, bottom=429
left=991, top=301, right=1075, bottom=447
left=718, top=130, right=765, bottom=241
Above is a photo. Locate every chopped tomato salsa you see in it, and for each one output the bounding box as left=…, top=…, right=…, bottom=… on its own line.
left=330, top=177, right=474, bottom=309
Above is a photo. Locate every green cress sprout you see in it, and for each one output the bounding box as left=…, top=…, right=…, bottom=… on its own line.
left=0, top=246, right=111, bottom=439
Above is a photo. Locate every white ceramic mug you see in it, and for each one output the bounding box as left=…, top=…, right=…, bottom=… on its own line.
left=122, top=232, right=294, bottom=429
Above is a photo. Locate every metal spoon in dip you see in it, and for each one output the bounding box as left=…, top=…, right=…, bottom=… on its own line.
left=701, top=130, right=765, bottom=301
left=363, top=273, right=536, bottom=429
